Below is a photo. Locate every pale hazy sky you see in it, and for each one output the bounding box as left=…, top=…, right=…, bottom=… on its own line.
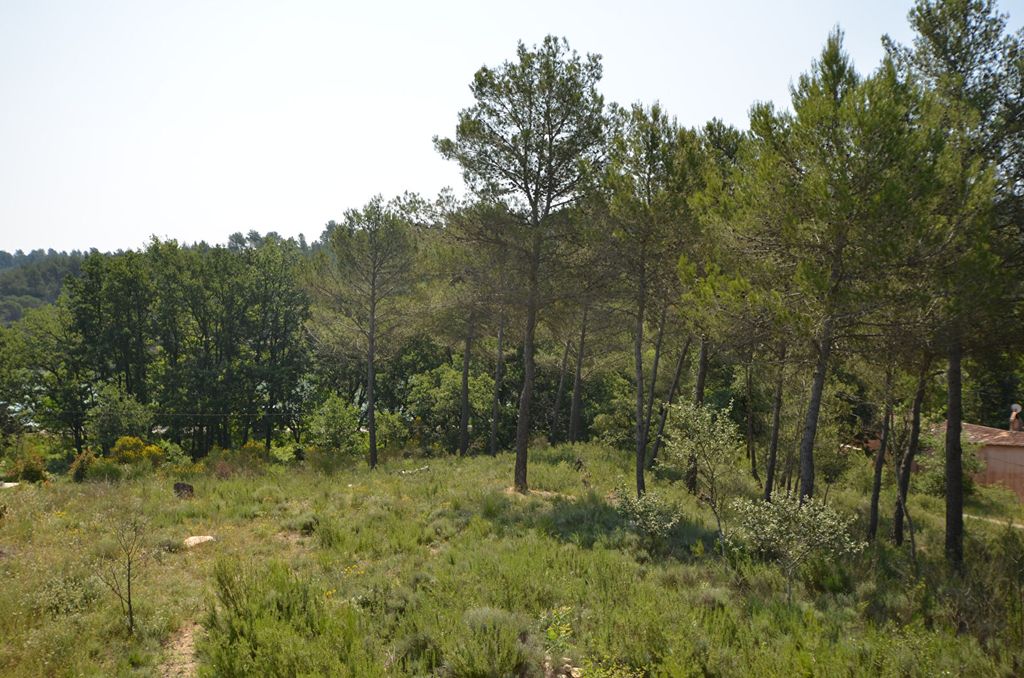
left=1, top=0, right=1021, bottom=252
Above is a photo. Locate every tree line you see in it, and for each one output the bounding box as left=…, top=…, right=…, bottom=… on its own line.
left=1, top=0, right=1022, bottom=571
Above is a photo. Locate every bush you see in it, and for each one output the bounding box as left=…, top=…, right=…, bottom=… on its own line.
left=205, top=445, right=267, bottom=478
left=269, top=442, right=298, bottom=465
left=201, top=560, right=380, bottom=676
left=110, top=436, right=163, bottom=466
left=38, top=573, right=100, bottom=617
left=613, top=486, right=682, bottom=555
left=590, top=375, right=636, bottom=451
left=406, top=362, right=490, bottom=453
left=69, top=448, right=96, bottom=482
left=731, top=496, right=864, bottom=602
left=375, top=409, right=410, bottom=458
left=12, top=450, right=46, bottom=483
left=2, top=435, right=53, bottom=482
left=662, top=401, right=740, bottom=550
left=86, top=458, right=124, bottom=483
left=917, top=435, right=985, bottom=497
left=238, top=440, right=272, bottom=462
left=86, top=385, right=153, bottom=454
left=306, top=394, right=365, bottom=456
left=306, top=446, right=349, bottom=474
left=167, top=460, right=206, bottom=478
left=442, top=607, right=540, bottom=678
left=157, top=439, right=190, bottom=466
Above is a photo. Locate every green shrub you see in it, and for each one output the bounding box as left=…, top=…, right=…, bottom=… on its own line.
left=269, top=442, right=298, bottom=465
left=540, top=605, right=574, bottom=652
left=157, top=439, right=190, bottom=466
left=110, top=436, right=163, bottom=466
left=12, top=450, right=46, bottom=482
left=86, top=457, right=124, bottom=483
left=166, top=459, right=206, bottom=478
left=86, top=385, right=152, bottom=453
left=306, top=446, right=337, bottom=474
left=238, top=440, right=272, bottom=462
left=442, top=607, right=540, bottom=678
left=406, top=362, right=489, bottom=453
left=69, top=448, right=96, bottom=482
left=662, top=401, right=740, bottom=550
left=375, top=409, right=410, bottom=458
left=205, top=446, right=266, bottom=478
left=306, top=394, right=365, bottom=457
left=731, top=496, right=864, bottom=602
left=38, top=573, right=101, bottom=617
left=917, top=437, right=985, bottom=497
left=613, top=486, right=682, bottom=555
left=200, top=560, right=380, bottom=677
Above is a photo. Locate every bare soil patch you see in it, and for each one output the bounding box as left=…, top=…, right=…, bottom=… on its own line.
left=160, top=622, right=200, bottom=678
left=503, top=486, right=575, bottom=501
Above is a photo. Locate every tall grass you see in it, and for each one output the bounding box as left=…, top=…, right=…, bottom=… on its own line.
left=0, top=443, right=1020, bottom=675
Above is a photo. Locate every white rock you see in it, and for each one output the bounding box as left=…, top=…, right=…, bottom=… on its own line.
left=0, top=482, right=19, bottom=489
left=183, top=535, right=215, bottom=548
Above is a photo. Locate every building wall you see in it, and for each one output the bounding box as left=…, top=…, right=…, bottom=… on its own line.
left=975, top=445, right=1024, bottom=501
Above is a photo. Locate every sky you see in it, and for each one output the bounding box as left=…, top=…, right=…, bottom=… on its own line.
left=1, top=0, right=1021, bottom=253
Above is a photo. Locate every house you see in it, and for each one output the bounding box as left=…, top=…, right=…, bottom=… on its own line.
left=960, top=422, right=1024, bottom=500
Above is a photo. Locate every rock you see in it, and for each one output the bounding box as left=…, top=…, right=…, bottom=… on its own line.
left=183, top=535, right=215, bottom=548
left=0, top=482, right=19, bottom=489
left=173, top=482, right=194, bottom=499
left=569, top=669, right=582, bottom=678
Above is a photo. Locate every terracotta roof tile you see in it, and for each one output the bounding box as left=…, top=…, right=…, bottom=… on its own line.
left=953, top=422, right=1024, bottom=447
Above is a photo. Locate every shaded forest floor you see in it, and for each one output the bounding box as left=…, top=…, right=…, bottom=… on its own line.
left=1, top=443, right=1023, bottom=676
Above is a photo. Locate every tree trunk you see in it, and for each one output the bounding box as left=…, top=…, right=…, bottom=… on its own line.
left=694, top=338, right=709, bottom=405
left=894, top=359, right=928, bottom=546
left=746, top=360, right=761, bottom=484
left=945, top=335, right=964, bottom=571
left=459, top=328, right=473, bottom=456
left=686, top=338, right=710, bottom=493
left=367, top=297, right=378, bottom=469
left=797, top=317, right=834, bottom=500
left=514, top=236, right=542, bottom=492
left=264, top=406, right=272, bottom=454
left=550, top=340, right=570, bottom=443
left=763, top=342, right=786, bottom=501
left=648, top=336, right=691, bottom=468
left=641, top=305, right=668, bottom=454
left=569, top=307, right=588, bottom=444
left=867, top=368, right=894, bottom=541
left=126, top=558, right=134, bottom=635
left=633, top=283, right=647, bottom=498
left=489, top=314, right=505, bottom=456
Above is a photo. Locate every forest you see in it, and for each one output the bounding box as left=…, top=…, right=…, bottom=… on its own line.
left=3, top=0, right=1024, bottom=675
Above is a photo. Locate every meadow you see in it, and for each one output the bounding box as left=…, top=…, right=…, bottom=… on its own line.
left=2, top=442, right=1023, bottom=677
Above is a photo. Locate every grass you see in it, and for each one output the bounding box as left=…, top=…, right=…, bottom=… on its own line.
left=0, top=442, right=1022, bottom=676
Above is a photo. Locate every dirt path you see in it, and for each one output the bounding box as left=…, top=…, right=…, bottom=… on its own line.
left=160, top=622, right=200, bottom=678
left=964, top=513, right=1024, bottom=529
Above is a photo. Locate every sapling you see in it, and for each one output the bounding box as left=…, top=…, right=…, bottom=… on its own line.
left=96, top=514, right=148, bottom=634
left=663, top=401, right=739, bottom=555
left=731, top=495, right=864, bottom=603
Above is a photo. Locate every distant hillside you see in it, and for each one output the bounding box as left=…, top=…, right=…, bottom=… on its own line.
left=0, top=249, right=85, bottom=323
